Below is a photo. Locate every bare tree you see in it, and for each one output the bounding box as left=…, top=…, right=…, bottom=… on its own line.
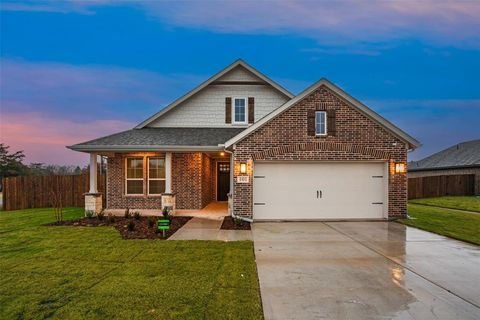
left=50, top=190, right=63, bottom=223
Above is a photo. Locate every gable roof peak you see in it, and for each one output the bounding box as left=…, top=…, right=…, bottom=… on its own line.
left=135, top=59, right=293, bottom=129
left=225, top=77, right=421, bottom=149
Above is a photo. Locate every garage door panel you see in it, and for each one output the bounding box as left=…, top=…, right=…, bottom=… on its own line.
left=253, top=162, right=387, bottom=220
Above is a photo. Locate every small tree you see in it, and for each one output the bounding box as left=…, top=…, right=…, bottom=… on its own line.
left=50, top=190, right=63, bottom=223
left=0, top=144, right=29, bottom=189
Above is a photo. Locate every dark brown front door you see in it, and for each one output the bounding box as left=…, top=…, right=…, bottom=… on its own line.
left=217, top=162, right=230, bottom=201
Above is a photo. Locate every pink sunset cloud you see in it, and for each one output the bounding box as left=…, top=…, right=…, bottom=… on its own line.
left=1, top=112, right=134, bottom=166
left=0, top=59, right=204, bottom=165
left=150, top=1, right=480, bottom=47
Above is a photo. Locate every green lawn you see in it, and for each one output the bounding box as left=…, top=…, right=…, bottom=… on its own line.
left=399, top=203, right=480, bottom=245
left=409, top=196, right=480, bottom=212
left=0, top=208, right=263, bottom=320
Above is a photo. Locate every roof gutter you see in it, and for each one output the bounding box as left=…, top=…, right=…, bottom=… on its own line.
left=66, top=145, right=224, bottom=153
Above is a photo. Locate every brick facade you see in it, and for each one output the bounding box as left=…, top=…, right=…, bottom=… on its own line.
left=107, top=152, right=218, bottom=210
left=107, top=153, right=163, bottom=209
left=231, top=85, right=408, bottom=218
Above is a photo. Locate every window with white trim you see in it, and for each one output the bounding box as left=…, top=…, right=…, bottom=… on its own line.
left=315, top=111, right=327, bottom=136
left=125, top=157, right=144, bottom=195
left=148, top=157, right=166, bottom=195
left=233, top=98, right=247, bottom=124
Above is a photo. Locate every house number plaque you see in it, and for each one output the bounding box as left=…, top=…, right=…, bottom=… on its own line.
left=236, top=176, right=249, bottom=183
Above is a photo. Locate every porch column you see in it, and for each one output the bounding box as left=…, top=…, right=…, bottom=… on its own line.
left=89, top=153, right=98, bottom=193
left=85, top=153, right=102, bottom=215
left=165, top=152, right=172, bottom=193
left=161, top=152, right=176, bottom=210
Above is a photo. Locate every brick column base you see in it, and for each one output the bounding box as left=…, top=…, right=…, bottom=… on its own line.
left=85, top=193, right=102, bottom=215
left=161, top=193, right=176, bottom=210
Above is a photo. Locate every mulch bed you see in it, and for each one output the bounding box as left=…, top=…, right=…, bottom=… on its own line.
left=220, top=216, right=251, bottom=230
left=46, top=216, right=192, bottom=240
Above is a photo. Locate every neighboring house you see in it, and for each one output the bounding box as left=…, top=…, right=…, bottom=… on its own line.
left=68, top=59, right=420, bottom=220
left=409, top=139, right=480, bottom=195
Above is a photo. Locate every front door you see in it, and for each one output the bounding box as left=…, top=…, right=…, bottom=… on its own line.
left=217, top=162, right=230, bottom=201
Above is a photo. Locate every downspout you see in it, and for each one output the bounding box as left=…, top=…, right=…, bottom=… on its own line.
left=223, top=148, right=254, bottom=223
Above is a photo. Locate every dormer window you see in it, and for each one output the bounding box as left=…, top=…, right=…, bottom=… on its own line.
left=233, top=97, right=247, bottom=124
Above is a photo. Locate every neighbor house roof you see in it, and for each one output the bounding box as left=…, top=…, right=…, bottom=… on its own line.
left=135, top=59, right=294, bottom=129
left=224, top=78, right=421, bottom=149
left=409, top=139, right=480, bottom=171
left=67, top=128, right=245, bottom=152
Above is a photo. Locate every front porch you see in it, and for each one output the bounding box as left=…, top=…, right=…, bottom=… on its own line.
left=85, top=150, right=233, bottom=215
left=105, top=201, right=228, bottom=218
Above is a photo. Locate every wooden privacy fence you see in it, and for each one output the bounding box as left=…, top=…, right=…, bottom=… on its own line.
left=2, top=173, right=106, bottom=211
left=408, top=174, right=475, bottom=200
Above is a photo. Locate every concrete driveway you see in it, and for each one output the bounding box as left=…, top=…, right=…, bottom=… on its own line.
left=253, top=222, right=480, bottom=320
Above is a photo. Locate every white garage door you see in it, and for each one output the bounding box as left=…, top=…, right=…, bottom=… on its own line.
left=253, top=162, right=388, bottom=220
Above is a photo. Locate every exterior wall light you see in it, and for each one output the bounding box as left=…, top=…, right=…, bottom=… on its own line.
left=220, top=152, right=225, bottom=156
left=240, top=162, right=247, bottom=174
left=395, top=163, right=406, bottom=174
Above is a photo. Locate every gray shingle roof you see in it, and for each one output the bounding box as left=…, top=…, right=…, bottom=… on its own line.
left=409, top=139, right=480, bottom=171
left=67, top=127, right=245, bottom=152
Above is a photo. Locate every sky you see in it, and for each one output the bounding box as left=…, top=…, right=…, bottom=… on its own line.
left=1, top=0, right=479, bottom=166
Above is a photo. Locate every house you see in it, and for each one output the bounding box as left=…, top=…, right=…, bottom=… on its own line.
left=68, top=59, right=420, bottom=220
left=409, top=139, right=480, bottom=196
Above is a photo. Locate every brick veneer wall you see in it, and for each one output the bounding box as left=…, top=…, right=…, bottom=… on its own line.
left=171, top=152, right=216, bottom=210
left=172, top=153, right=203, bottom=209
left=232, top=85, right=408, bottom=218
left=107, top=152, right=217, bottom=210
left=200, top=154, right=214, bottom=207
left=107, top=153, right=162, bottom=209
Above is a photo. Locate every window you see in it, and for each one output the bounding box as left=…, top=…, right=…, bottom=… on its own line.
left=125, top=157, right=144, bottom=195
left=148, top=157, right=166, bottom=195
left=233, top=98, right=247, bottom=124
left=315, top=111, right=327, bottom=136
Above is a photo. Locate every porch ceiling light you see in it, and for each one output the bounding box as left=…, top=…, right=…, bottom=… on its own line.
left=240, top=162, right=247, bottom=174
left=395, top=163, right=406, bottom=174
left=220, top=152, right=225, bottom=156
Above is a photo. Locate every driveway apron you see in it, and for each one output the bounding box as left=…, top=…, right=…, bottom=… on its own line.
left=252, top=222, right=480, bottom=320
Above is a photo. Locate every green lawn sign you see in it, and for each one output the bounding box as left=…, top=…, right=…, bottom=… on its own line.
left=158, top=219, right=170, bottom=237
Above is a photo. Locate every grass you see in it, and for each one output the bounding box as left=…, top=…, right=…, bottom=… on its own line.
left=409, top=196, right=480, bottom=213
left=398, top=203, right=480, bottom=245
left=0, top=208, right=263, bottom=320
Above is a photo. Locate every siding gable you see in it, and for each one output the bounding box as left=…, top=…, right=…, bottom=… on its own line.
left=148, top=85, right=288, bottom=127
left=148, top=65, right=289, bottom=128
left=215, top=65, right=262, bottom=82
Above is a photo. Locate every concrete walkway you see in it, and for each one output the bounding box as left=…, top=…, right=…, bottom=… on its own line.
left=253, top=221, right=480, bottom=320
left=168, top=212, right=252, bottom=241
left=172, top=201, right=229, bottom=219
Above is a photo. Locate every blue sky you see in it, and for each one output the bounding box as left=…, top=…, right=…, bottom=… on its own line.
left=1, top=1, right=479, bottom=165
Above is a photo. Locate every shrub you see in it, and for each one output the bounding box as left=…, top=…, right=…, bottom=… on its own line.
left=124, top=208, right=131, bottom=219
left=148, top=216, right=156, bottom=228
left=133, top=211, right=141, bottom=220
left=162, top=207, right=171, bottom=219
left=85, top=210, right=94, bottom=218
left=234, top=217, right=244, bottom=227
left=107, top=212, right=115, bottom=223
left=127, top=220, right=135, bottom=231
left=97, top=210, right=105, bottom=221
